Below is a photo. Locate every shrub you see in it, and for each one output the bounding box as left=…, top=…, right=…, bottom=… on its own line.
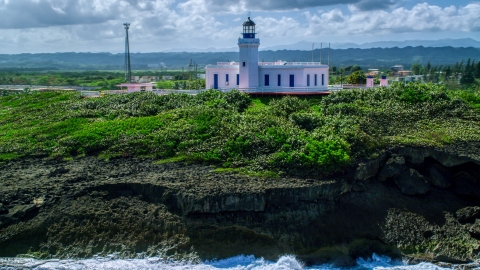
left=269, top=96, right=310, bottom=117
left=1, top=85, right=479, bottom=177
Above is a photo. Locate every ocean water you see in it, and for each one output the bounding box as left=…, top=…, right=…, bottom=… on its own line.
left=0, top=254, right=458, bottom=270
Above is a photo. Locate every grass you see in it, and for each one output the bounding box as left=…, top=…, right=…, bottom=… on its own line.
left=154, top=155, right=189, bottom=164
left=0, top=84, right=479, bottom=177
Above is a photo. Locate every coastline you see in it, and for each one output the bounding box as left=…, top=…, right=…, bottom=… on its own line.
left=1, top=142, right=479, bottom=266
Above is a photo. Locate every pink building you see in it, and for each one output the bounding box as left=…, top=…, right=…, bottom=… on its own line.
left=366, top=76, right=374, bottom=88
left=380, top=76, right=389, bottom=87
left=117, top=83, right=154, bottom=92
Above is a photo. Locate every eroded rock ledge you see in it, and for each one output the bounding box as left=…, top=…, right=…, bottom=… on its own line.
left=0, top=142, right=479, bottom=266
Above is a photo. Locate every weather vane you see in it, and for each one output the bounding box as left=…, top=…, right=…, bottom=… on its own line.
left=248, top=11, right=251, bottom=17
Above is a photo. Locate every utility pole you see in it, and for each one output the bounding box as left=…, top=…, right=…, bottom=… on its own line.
left=194, top=62, right=197, bottom=80
left=320, top=43, right=322, bottom=64
left=312, top=43, right=314, bottom=63
left=123, top=23, right=132, bottom=83
left=328, top=42, right=330, bottom=67
left=189, top=59, right=193, bottom=82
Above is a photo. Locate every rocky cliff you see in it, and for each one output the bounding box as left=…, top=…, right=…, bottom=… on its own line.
left=0, top=142, right=479, bottom=266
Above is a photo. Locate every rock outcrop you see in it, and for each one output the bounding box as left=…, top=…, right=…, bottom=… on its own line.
left=0, top=142, right=480, bottom=265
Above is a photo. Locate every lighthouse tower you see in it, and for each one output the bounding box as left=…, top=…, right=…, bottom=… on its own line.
left=238, top=17, right=259, bottom=89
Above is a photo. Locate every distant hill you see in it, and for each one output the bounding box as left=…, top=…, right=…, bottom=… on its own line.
left=0, top=46, right=479, bottom=71
left=263, top=38, right=480, bottom=51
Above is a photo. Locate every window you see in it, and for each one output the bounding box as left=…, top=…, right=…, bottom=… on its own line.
left=307, top=74, right=310, bottom=87
left=236, top=74, right=239, bottom=85
left=322, top=74, right=325, bottom=85
left=278, top=74, right=281, bottom=86
left=226, top=74, right=229, bottom=82
left=265, top=74, right=270, bottom=86
left=315, top=74, right=318, bottom=86
left=243, top=62, right=246, bottom=67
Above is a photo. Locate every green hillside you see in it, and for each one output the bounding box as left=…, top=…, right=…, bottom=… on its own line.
left=1, top=84, right=479, bottom=177
left=0, top=47, right=479, bottom=70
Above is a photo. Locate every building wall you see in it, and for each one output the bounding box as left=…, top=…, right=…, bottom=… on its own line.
left=258, top=67, right=329, bottom=89
left=205, top=67, right=239, bottom=90
left=205, top=66, right=329, bottom=90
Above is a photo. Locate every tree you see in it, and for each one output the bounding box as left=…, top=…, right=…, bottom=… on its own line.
left=411, top=63, right=421, bottom=75
left=475, top=61, right=480, bottom=79
left=346, top=70, right=366, bottom=84
left=460, top=58, right=475, bottom=85
left=351, top=65, right=362, bottom=73
left=444, top=66, right=452, bottom=80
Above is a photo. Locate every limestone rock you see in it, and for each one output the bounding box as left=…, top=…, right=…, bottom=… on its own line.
left=355, top=157, right=381, bottom=181
left=456, top=206, right=480, bottom=224
left=378, top=156, right=407, bottom=181
left=394, top=168, right=431, bottom=195
left=454, top=172, right=480, bottom=197
left=398, top=147, right=479, bottom=167
left=352, top=182, right=366, bottom=192
left=7, top=204, right=36, bottom=219
left=0, top=204, right=8, bottom=215
left=428, top=164, right=453, bottom=188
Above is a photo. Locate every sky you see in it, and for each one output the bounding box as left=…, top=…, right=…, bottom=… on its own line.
left=0, top=0, right=478, bottom=54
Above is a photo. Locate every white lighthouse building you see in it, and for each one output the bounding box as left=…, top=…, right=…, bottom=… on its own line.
left=206, top=17, right=329, bottom=93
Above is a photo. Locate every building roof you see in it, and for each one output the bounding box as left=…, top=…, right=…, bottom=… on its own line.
left=206, top=61, right=328, bottom=69
left=243, top=17, right=256, bottom=26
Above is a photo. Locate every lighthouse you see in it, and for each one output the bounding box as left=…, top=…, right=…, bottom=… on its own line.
left=205, top=16, right=329, bottom=93
left=238, top=17, right=259, bottom=89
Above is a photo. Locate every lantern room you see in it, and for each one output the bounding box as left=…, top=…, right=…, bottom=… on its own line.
left=242, top=17, right=256, bottom=39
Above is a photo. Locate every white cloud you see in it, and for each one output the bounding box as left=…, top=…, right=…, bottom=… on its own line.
left=303, top=3, right=480, bottom=36
left=0, top=1, right=478, bottom=53
left=177, top=0, right=398, bottom=15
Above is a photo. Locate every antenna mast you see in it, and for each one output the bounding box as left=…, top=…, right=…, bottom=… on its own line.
left=328, top=42, right=330, bottom=67
left=320, top=43, right=322, bottom=64
left=189, top=59, right=193, bottom=81
left=312, top=43, right=314, bottom=62
left=124, top=23, right=132, bottom=83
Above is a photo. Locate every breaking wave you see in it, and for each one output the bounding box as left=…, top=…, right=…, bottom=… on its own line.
left=0, top=253, right=461, bottom=270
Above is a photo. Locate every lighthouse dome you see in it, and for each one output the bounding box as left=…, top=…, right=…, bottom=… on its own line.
left=242, top=17, right=256, bottom=27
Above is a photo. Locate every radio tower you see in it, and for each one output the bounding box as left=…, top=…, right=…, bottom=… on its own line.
left=123, top=23, right=132, bottom=83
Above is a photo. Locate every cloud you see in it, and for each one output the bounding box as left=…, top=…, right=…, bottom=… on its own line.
left=0, top=0, right=176, bottom=29
left=178, top=0, right=397, bottom=14
left=0, top=0, right=118, bottom=29
left=353, top=0, right=396, bottom=11
left=0, top=1, right=478, bottom=54
left=302, top=3, right=480, bottom=36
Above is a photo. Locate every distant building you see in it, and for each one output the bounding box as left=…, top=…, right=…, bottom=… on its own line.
left=390, top=65, right=415, bottom=77
left=396, top=75, right=424, bottom=83
left=117, top=76, right=157, bottom=92
left=117, top=83, right=154, bottom=92
left=390, top=65, right=404, bottom=76
left=130, top=76, right=159, bottom=83
left=205, top=17, right=329, bottom=93
left=366, top=69, right=379, bottom=76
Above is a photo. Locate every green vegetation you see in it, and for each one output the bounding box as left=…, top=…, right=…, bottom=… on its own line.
left=0, top=83, right=479, bottom=176
left=156, top=79, right=206, bottom=90
left=0, top=70, right=206, bottom=91
left=0, top=71, right=127, bottom=88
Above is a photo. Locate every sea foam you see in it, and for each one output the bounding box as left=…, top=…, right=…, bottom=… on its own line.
left=0, top=254, right=453, bottom=270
